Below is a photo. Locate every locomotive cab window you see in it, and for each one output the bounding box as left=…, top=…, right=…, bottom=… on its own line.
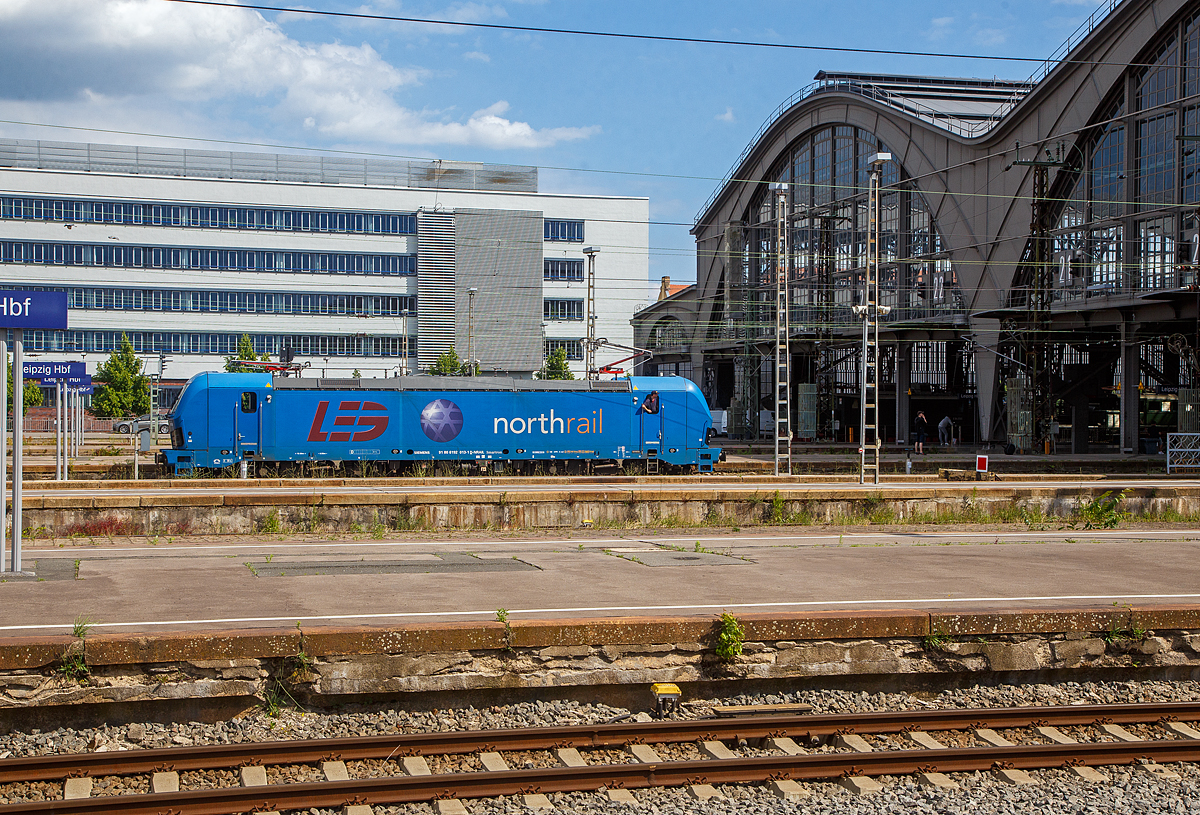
left=642, top=391, right=660, bottom=414
left=241, top=392, right=257, bottom=413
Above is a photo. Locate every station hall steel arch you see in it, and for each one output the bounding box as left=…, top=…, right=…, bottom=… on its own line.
left=637, top=0, right=1200, bottom=454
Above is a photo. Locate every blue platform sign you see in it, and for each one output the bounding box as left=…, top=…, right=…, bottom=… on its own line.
left=40, top=374, right=91, bottom=387
left=25, top=361, right=85, bottom=379
left=0, top=290, right=67, bottom=330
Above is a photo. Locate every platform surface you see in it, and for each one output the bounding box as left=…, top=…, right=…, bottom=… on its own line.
left=0, top=526, right=1197, bottom=636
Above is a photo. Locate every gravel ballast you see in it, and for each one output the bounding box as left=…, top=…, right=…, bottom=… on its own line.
left=0, top=679, right=1197, bottom=812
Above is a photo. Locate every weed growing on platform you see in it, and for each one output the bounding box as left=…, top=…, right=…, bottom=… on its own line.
left=371, top=514, right=386, bottom=539
left=72, top=614, right=95, bottom=639
left=1074, top=490, right=1128, bottom=529
left=495, top=609, right=514, bottom=651
left=60, top=516, right=137, bottom=538
left=714, top=612, right=745, bottom=662
left=56, top=652, right=89, bottom=683
left=923, top=629, right=952, bottom=651
left=258, top=510, right=282, bottom=534
left=244, top=562, right=259, bottom=577
left=768, top=491, right=785, bottom=524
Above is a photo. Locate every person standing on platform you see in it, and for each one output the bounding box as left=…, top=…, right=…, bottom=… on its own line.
left=938, top=415, right=953, bottom=446
left=914, top=411, right=929, bottom=454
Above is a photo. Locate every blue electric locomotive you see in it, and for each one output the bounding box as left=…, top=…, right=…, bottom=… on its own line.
left=159, top=373, right=720, bottom=474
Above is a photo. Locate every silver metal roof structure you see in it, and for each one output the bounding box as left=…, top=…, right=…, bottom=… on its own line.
left=0, top=138, right=538, bottom=194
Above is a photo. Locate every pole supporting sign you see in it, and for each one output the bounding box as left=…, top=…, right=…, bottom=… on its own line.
left=0, top=290, right=69, bottom=574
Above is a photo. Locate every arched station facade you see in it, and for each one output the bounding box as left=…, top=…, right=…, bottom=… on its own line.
left=636, top=0, right=1200, bottom=454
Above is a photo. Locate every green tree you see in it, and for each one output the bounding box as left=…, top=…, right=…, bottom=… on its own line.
left=91, top=334, right=149, bottom=418
left=429, top=348, right=464, bottom=376
left=537, top=347, right=576, bottom=380
left=224, top=334, right=259, bottom=373
left=5, top=362, right=43, bottom=416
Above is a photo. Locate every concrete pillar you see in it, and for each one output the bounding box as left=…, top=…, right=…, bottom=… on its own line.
left=1070, top=390, right=1090, bottom=454
left=972, top=324, right=1001, bottom=446
left=1122, top=330, right=1140, bottom=454
left=895, top=342, right=911, bottom=448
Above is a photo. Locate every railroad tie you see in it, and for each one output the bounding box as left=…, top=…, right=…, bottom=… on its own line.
left=239, top=765, right=268, bottom=787
left=692, top=742, right=734, bottom=800
left=322, top=760, right=350, bottom=782
left=405, top=757, right=467, bottom=814
left=150, top=771, right=180, bottom=793
left=433, top=800, right=470, bottom=815
left=765, top=736, right=805, bottom=755
left=479, top=751, right=553, bottom=811
left=831, top=734, right=883, bottom=795
left=1099, top=724, right=1182, bottom=779
left=401, top=756, right=433, bottom=776
left=980, top=735, right=1035, bottom=786
left=62, top=777, right=92, bottom=800
left=626, top=741, right=722, bottom=801
left=1030, top=727, right=1107, bottom=782
left=900, top=732, right=958, bottom=790
left=698, top=740, right=736, bottom=760
left=973, top=729, right=1013, bottom=746
left=970, top=729, right=1035, bottom=784
left=1164, top=721, right=1200, bottom=740
left=553, top=747, right=637, bottom=805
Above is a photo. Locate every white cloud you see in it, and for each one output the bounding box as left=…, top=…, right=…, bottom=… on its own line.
left=926, top=16, right=954, bottom=42
left=0, top=0, right=596, bottom=150
left=715, top=107, right=735, bottom=123
left=463, top=51, right=492, bottom=62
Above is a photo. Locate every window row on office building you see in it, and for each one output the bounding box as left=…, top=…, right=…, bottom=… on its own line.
left=544, top=339, right=583, bottom=360
left=65, top=287, right=416, bottom=317
left=543, top=258, right=584, bottom=281
left=544, top=219, right=585, bottom=242
left=544, top=299, right=584, bottom=320
left=22, top=329, right=417, bottom=358
left=0, top=241, right=417, bottom=276
left=1, top=197, right=417, bottom=235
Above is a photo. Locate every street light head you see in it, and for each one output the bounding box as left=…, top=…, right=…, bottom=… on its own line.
left=869, top=152, right=892, bottom=166
left=583, top=246, right=600, bottom=257
left=468, top=287, right=478, bottom=294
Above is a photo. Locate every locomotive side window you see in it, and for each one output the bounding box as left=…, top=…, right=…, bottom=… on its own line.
left=241, top=392, right=257, bottom=413
left=642, top=391, right=660, bottom=414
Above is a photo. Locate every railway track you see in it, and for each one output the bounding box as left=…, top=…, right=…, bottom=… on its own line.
left=2, top=702, right=1198, bottom=813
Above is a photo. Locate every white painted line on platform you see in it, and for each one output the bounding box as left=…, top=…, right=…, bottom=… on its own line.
left=1, top=592, right=1198, bottom=633
left=19, top=528, right=1200, bottom=557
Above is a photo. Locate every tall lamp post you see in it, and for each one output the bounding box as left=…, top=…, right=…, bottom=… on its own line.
left=467, top=287, right=478, bottom=376
left=583, top=247, right=599, bottom=380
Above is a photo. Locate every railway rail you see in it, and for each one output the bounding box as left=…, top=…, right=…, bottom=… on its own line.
left=1, top=702, right=1198, bottom=813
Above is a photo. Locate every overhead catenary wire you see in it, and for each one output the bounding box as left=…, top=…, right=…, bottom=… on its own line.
left=157, top=0, right=1164, bottom=72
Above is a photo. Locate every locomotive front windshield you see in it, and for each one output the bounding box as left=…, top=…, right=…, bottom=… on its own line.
left=168, top=378, right=193, bottom=416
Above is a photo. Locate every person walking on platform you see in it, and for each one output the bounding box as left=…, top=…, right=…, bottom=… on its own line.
left=938, top=415, right=953, bottom=446
left=914, top=411, right=929, bottom=454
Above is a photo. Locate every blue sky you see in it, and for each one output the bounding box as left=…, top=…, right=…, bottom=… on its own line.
left=0, top=0, right=1109, bottom=288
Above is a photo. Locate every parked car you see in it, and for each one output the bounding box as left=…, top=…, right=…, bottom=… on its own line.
left=114, top=415, right=170, bottom=434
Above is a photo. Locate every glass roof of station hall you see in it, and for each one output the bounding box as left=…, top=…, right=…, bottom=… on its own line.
left=810, top=71, right=1035, bottom=136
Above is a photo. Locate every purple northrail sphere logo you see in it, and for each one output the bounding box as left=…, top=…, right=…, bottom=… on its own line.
left=419, top=399, right=464, bottom=442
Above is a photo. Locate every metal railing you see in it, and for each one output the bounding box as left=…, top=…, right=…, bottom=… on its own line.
left=1167, top=433, right=1200, bottom=474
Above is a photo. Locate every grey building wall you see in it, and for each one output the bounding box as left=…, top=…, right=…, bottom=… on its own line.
left=416, top=210, right=456, bottom=369
left=454, top=208, right=543, bottom=374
